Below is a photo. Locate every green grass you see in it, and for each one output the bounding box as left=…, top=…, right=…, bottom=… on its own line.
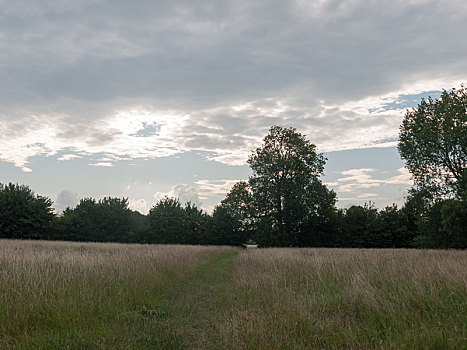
left=0, top=240, right=466, bottom=349
left=219, top=248, right=467, bottom=349
left=0, top=240, right=238, bottom=349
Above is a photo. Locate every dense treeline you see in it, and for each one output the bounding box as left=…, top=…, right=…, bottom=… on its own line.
left=1, top=87, right=465, bottom=248
left=0, top=182, right=464, bottom=249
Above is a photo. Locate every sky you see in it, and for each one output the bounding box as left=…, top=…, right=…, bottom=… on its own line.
left=0, top=0, right=466, bottom=214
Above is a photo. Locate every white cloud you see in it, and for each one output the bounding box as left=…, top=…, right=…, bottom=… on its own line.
left=194, top=179, right=240, bottom=200
left=332, top=167, right=413, bottom=194
left=57, top=154, right=81, bottom=161
left=153, top=184, right=202, bottom=207
left=335, top=168, right=381, bottom=192
left=128, top=198, right=150, bottom=214
left=385, top=167, right=413, bottom=185
left=150, top=180, right=241, bottom=212
left=0, top=83, right=463, bottom=172
left=88, top=162, right=113, bottom=167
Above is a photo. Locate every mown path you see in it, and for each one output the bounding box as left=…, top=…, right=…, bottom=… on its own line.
left=136, top=251, right=239, bottom=349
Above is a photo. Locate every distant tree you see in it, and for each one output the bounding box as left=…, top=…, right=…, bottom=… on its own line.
left=184, top=202, right=212, bottom=245
left=297, top=178, right=338, bottom=247
left=247, top=126, right=336, bottom=247
left=339, top=203, right=380, bottom=248
left=57, top=197, right=132, bottom=242
left=213, top=181, right=254, bottom=246
left=378, top=204, right=409, bottom=248
left=148, top=197, right=187, bottom=244
left=0, top=183, right=55, bottom=239
left=413, top=199, right=466, bottom=249
left=398, top=86, right=467, bottom=200
left=211, top=206, right=240, bottom=246
left=127, top=210, right=150, bottom=243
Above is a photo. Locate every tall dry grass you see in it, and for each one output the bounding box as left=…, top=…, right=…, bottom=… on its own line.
left=1, top=241, right=465, bottom=349
left=0, top=239, right=234, bottom=348
left=219, top=248, right=467, bottom=349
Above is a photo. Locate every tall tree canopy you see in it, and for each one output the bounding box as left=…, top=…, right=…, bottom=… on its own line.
left=247, top=125, right=336, bottom=246
left=398, top=86, right=467, bottom=199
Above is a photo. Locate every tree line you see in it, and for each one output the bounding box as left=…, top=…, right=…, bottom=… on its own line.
left=1, top=86, right=465, bottom=248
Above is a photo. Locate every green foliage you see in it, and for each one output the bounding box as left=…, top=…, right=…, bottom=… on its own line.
left=127, top=210, right=150, bottom=243
left=0, top=183, right=55, bottom=239
left=212, top=181, right=253, bottom=246
left=398, top=86, right=467, bottom=199
left=247, top=125, right=336, bottom=246
left=147, top=197, right=212, bottom=244
left=184, top=202, right=213, bottom=245
left=148, top=197, right=186, bottom=244
left=398, top=86, right=466, bottom=248
left=334, top=203, right=418, bottom=248
left=414, top=199, right=466, bottom=249
left=57, top=197, right=132, bottom=242
left=339, top=203, right=380, bottom=247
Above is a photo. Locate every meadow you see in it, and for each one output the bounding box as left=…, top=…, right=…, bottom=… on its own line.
left=0, top=240, right=465, bottom=349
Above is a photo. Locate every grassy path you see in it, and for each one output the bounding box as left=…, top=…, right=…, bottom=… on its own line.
left=3, top=242, right=465, bottom=349
left=132, top=251, right=239, bottom=349
left=7, top=247, right=239, bottom=350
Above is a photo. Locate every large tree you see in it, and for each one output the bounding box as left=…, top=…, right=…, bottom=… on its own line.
left=398, top=86, right=467, bottom=199
left=247, top=126, right=336, bottom=246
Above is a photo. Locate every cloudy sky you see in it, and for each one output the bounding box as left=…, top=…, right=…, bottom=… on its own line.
left=1, top=0, right=466, bottom=213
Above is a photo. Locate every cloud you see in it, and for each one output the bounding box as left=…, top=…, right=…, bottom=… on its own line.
left=194, top=179, right=240, bottom=200
left=385, top=167, right=413, bottom=185
left=0, top=0, right=466, bottom=171
left=128, top=198, right=150, bottom=214
left=149, top=180, right=241, bottom=212
left=57, top=154, right=81, bottom=161
left=55, top=190, right=80, bottom=213
left=88, top=162, right=114, bottom=167
left=338, top=193, right=379, bottom=201
left=153, top=184, right=202, bottom=207
left=334, top=167, right=413, bottom=193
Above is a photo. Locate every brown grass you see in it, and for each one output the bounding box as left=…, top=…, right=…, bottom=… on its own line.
left=218, top=248, right=467, bottom=349
left=1, top=241, right=465, bottom=349
left=0, top=239, right=235, bottom=348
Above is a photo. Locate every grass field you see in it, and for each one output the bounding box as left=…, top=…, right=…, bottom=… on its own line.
left=0, top=240, right=466, bottom=349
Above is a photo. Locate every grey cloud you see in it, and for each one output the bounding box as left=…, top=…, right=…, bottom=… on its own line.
left=86, top=130, right=122, bottom=146
left=55, top=189, right=80, bottom=213
left=0, top=0, right=466, bottom=169
left=3, top=0, right=465, bottom=108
